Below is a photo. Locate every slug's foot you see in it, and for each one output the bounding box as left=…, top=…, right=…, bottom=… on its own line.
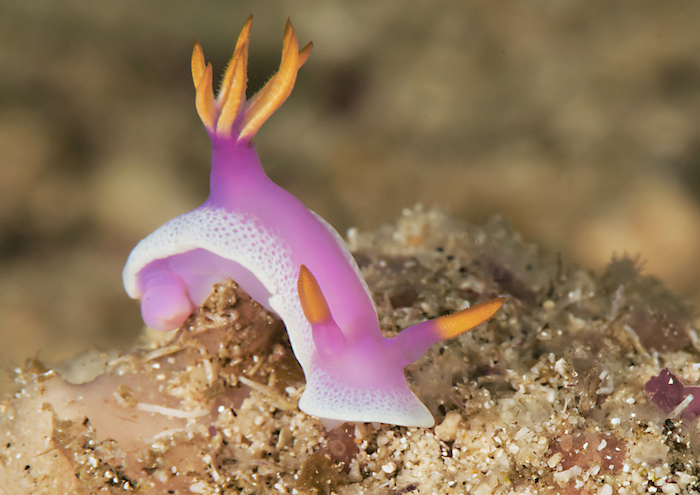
left=141, top=273, right=194, bottom=331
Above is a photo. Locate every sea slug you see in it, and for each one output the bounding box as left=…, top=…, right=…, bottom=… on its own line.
left=123, top=17, right=504, bottom=427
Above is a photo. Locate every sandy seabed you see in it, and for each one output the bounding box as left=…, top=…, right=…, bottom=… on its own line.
left=2, top=206, right=699, bottom=495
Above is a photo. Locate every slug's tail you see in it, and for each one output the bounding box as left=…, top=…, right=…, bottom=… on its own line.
left=297, top=264, right=504, bottom=367
left=192, top=16, right=312, bottom=142
left=392, top=297, right=505, bottom=366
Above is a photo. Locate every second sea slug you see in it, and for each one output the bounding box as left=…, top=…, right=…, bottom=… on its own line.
left=122, top=17, right=504, bottom=428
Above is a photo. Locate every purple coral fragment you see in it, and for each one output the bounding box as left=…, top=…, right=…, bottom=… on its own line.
left=645, top=368, right=700, bottom=417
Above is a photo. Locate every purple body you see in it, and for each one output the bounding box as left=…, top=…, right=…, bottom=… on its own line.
left=123, top=18, right=504, bottom=427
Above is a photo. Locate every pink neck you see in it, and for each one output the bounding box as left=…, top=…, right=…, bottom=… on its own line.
left=208, top=137, right=270, bottom=207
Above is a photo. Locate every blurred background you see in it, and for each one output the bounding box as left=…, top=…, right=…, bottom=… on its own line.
left=2, top=0, right=700, bottom=394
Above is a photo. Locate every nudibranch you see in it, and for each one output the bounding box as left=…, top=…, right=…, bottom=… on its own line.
left=123, top=17, right=505, bottom=427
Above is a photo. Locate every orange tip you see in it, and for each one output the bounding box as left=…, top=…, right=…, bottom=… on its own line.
left=239, top=18, right=309, bottom=141
left=191, top=17, right=311, bottom=141
left=194, top=62, right=216, bottom=132
left=434, top=296, right=505, bottom=340
left=297, top=265, right=332, bottom=325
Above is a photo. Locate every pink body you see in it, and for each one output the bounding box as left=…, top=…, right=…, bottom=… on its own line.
left=123, top=18, right=504, bottom=427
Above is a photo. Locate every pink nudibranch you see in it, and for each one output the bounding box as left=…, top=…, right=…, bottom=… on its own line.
left=122, top=17, right=505, bottom=428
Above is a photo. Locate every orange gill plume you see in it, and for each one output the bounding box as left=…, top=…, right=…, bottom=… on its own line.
left=191, top=16, right=312, bottom=141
